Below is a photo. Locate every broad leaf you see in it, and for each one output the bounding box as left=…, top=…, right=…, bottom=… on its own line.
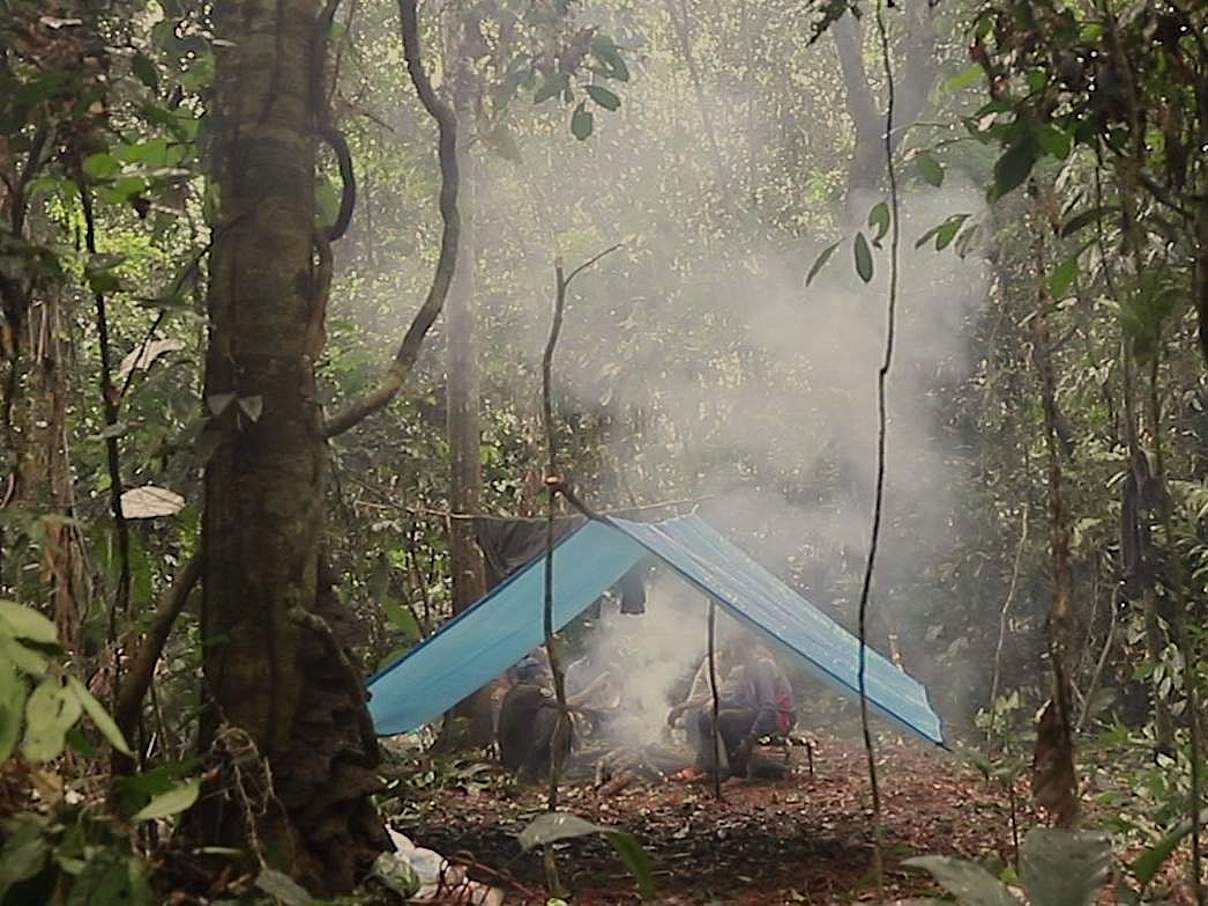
left=590, top=36, right=629, bottom=81
left=0, top=815, right=50, bottom=898
left=944, top=63, right=985, bottom=92
left=0, top=658, right=27, bottom=761
left=904, top=856, right=1016, bottom=906
left=65, top=675, right=132, bottom=756
left=992, top=139, right=1037, bottom=199
left=853, top=232, right=874, bottom=283
left=0, top=633, right=50, bottom=676
left=519, top=813, right=655, bottom=900
left=868, top=202, right=890, bottom=242
left=254, top=868, right=316, bottom=905
left=383, top=599, right=422, bottom=643
left=585, top=85, right=621, bottom=111
left=805, top=240, right=840, bottom=286
left=1020, top=828, right=1111, bottom=906
left=571, top=103, right=594, bottom=140
left=1048, top=254, right=1080, bottom=299
left=534, top=72, right=568, bottom=104
left=132, top=52, right=159, bottom=92
left=1132, top=810, right=1208, bottom=886
left=604, top=829, right=655, bottom=899
left=115, top=338, right=184, bottom=382
left=0, top=599, right=58, bottom=645
left=22, top=676, right=82, bottom=763
left=916, top=152, right=945, bottom=187
left=132, top=777, right=200, bottom=821
left=237, top=395, right=264, bottom=422
left=519, top=812, right=607, bottom=849
left=120, top=486, right=185, bottom=519
left=1035, top=124, right=1072, bottom=160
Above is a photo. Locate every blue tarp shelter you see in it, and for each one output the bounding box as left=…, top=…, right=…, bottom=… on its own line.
left=367, top=514, right=945, bottom=746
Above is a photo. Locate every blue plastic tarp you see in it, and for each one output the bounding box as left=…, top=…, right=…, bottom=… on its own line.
left=367, top=514, right=944, bottom=746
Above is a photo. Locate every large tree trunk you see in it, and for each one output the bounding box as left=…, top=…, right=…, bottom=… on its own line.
left=198, top=1, right=385, bottom=892
left=442, top=10, right=492, bottom=748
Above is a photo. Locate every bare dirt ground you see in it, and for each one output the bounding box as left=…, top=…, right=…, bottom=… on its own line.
left=392, top=733, right=1033, bottom=904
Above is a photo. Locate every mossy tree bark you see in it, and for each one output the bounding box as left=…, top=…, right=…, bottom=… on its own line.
left=198, top=0, right=385, bottom=892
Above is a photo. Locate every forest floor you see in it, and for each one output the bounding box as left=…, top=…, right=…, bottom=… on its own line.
left=390, top=732, right=1040, bottom=905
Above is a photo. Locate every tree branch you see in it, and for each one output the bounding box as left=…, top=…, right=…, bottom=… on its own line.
left=833, top=12, right=878, bottom=139
left=113, top=554, right=203, bottom=746
left=321, top=0, right=459, bottom=439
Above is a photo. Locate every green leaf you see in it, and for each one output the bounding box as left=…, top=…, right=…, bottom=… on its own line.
left=1048, top=254, right=1080, bottom=299
left=0, top=600, right=58, bottom=645
left=916, top=213, right=972, bottom=252
left=82, top=153, right=119, bottom=181
left=383, top=599, right=421, bottom=643
left=903, top=856, right=1017, bottom=906
left=1035, top=124, right=1072, bottom=160
left=22, top=676, right=82, bottom=763
left=571, top=103, right=594, bottom=140
left=65, top=675, right=132, bottom=756
left=132, top=53, right=159, bottom=92
left=519, top=812, right=608, bottom=849
left=85, top=263, right=123, bottom=296
left=1020, top=829, right=1111, bottom=906
left=1132, top=810, right=1208, bottom=886
left=0, top=815, right=50, bottom=898
left=944, top=63, right=985, bottom=92
left=590, top=36, right=629, bottom=82
left=315, top=176, right=341, bottom=229
left=867, top=202, right=890, bottom=242
left=916, top=152, right=945, bottom=187
left=254, top=868, right=316, bottom=906
left=534, top=72, right=568, bottom=104
left=806, top=240, right=840, bottom=286
left=519, top=814, right=655, bottom=900
left=853, top=232, right=874, bottom=283
left=585, top=85, right=621, bottom=111
left=604, top=830, right=656, bottom=899
left=0, top=658, right=27, bottom=761
left=131, top=777, right=200, bottom=821
left=992, top=139, right=1038, bottom=199
left=0, top=633, right=50, bottom=676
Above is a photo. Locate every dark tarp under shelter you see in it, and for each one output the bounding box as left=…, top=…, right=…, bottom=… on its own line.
left=368, top=514, right=944, bottom=747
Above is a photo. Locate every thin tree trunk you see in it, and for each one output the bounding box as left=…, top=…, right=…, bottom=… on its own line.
left=442, top=10, right=491, bottom=747
left=1029, top=192, right=1079, bottom=829
left=197, top=2, right=385, bottom=891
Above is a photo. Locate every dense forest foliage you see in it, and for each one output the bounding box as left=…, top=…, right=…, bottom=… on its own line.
left=1, top=0, right=1207, bottom=902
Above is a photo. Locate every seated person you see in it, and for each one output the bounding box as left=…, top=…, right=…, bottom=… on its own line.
left=496, top=652, right=569, bottom=782
left=564, top=651, right=621, bottom=729
left=666, top=646, right=732, bottom=729
left=674, top=637, right=795, bottom=779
